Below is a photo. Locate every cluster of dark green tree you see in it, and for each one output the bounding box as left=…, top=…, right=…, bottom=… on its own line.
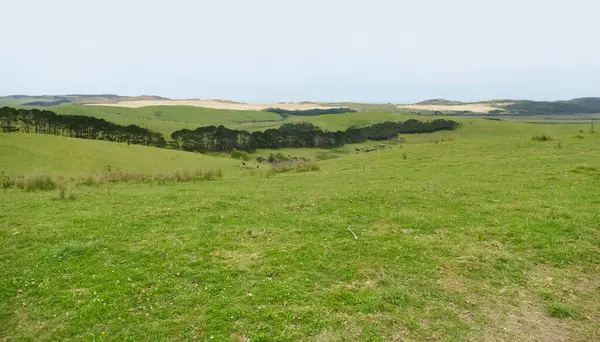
left=263, top=107, right=357, bottom=116
left=170, top=119, right=459, bottom=152
left=500, top=98, right=600, bottom=115
left=0, top=107, right=166, bottom=147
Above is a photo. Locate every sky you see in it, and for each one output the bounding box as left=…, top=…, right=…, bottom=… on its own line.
left=1, top=0, right=599, bottom=103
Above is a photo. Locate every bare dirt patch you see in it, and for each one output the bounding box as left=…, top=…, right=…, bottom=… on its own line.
left=87, top=99, right=335, bottom=111
left=481, top=300, right=575, bottom=342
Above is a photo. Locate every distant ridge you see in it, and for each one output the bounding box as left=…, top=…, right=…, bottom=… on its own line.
left=0, top=94, right=170, bottom=107
left=1, top=94, right=599, bottom=115
left=415, top=99, right=464, bottom=105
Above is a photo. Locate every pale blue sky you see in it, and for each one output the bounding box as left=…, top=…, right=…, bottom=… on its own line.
left=1, top=0, right=598, bottom=103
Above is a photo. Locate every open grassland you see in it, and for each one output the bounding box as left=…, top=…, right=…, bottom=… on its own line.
left=50, top=105, right=283, bottom=136
left=1, top=118, right=599, bottom=341
left=0, top=97, right=56, bottom=107
left=0, top=134, right=244, bottom=177
left=37, top=106, right=426, bottom=136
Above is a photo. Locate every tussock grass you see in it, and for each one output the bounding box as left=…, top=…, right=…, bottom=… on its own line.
left=13, top=174, right=57, bottom=191
left=5, top=168, right=224, bottom=191
left=267, top=161, right=320, bottom=175
left=545, top=303, right=580, bottom=319
left=569, top=166, right=598, bottom=174
left=532, top=133, right=553, bottom=141
left=1, top=114, right=600, bottom=341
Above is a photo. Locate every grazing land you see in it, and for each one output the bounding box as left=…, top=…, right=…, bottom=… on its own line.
left=86, top=100, right=336, bottom=111
left=51, top=105, right=283, bottom=136
left=1, top=106, right=599, bottom=341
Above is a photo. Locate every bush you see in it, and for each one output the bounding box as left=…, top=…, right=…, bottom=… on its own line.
left=231, top=149, right=251, bottom=161
left=275, top=153, right=289, bottom=161
left=532, top=134, right=552, bottom=141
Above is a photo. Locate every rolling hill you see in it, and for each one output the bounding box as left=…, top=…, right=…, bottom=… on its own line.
left=0, top=133, right=243, bottom=177
left=1, top=115, right=598, bottom=340
left=0, top=94, right=169, bottom=107
left=403, top=97, right=600, bottom=115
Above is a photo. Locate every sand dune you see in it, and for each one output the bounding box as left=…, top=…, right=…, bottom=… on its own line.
left=397, top=103, right=511, bottom=114
left=87, top=99, right=335, bottom=111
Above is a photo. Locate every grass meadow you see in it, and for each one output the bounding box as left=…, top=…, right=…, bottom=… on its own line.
left=1, top=115, right=599, bottom=341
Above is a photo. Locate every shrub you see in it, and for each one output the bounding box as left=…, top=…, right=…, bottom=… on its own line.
left=532, top=134, right=552, bottom=141
left=274, top=152, right=289, bottom=161
left=231, top=149, right=251, bottom=161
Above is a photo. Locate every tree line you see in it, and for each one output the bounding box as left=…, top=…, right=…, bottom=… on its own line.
left=0, top=107, right=166, bottom=147
left=170, top=119, right=460, bottom=152
left=0, top=106, right=460, bottom=152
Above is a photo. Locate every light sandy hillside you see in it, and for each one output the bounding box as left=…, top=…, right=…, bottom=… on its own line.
left=87, top=99, right=335, bottom=111
left=397, top=102, right=512, bottom=113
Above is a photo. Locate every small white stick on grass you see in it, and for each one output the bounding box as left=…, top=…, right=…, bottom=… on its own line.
left=348, top=226, right=358, bottom=240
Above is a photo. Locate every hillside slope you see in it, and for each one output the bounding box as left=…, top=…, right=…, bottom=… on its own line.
left=1, top=119, right=599, bottom=340
left=50, top=105, right=283, bottom=136
left=0, top=133, right=242, bottom=177
left=0, top=94, right=169, bottom=107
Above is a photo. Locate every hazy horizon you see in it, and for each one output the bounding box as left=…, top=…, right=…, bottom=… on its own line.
left=2, top=0, right=599, bottom=103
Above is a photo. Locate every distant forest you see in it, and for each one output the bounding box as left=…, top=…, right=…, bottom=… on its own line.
left=0, top=106, right=460, bottom=153
left=0, top=107, right=166, bottom=147
left=170, top=120, right=460, bottom=152
left=501, top=98, right=600, bottom=115
left=263, top=107, right=357, bottom=116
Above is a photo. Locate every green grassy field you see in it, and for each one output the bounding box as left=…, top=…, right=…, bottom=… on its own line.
left=0, top=97, right=53, bottom=107
left=50, top=106, right=283, bottom=136
left=1, top=117, right=599, bottom=341
left=23, top=105, right=419, bottom=136
left=0, top=134, right=245, bottom=177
